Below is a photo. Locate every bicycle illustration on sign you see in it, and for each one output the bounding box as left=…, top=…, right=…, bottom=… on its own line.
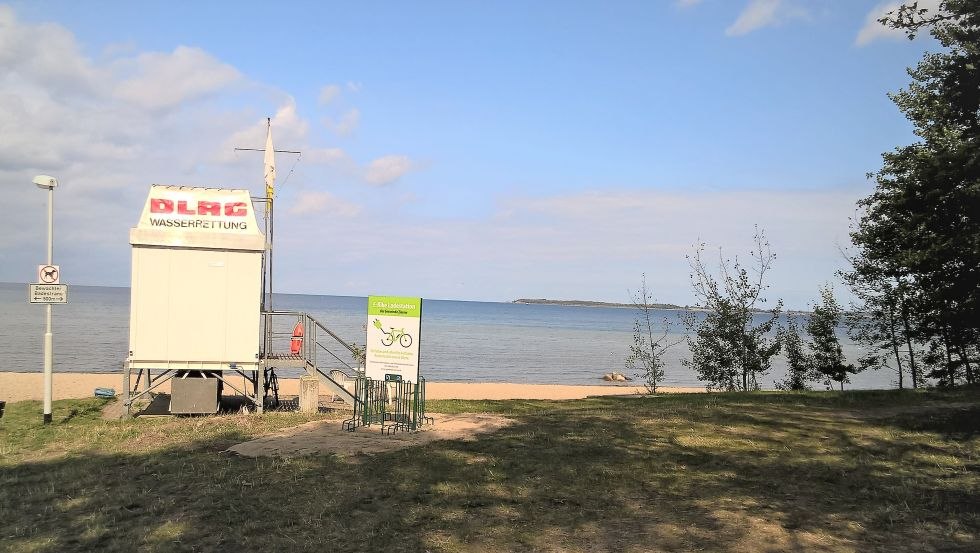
left=373, top=318, right=413, bottom=348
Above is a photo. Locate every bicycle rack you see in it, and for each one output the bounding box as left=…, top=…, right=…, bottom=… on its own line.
left=342, top=376, right=431, bottom=433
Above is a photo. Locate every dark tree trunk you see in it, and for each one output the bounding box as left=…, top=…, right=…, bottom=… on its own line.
left=888, top=304, right=904, bottom=389
left=953, top=343, right=974, bottom=386
left=955, top=335, right=975, bottom=385
left=901, top=301, right=918, bottom=389
left=941, top=326, right=955, bottom=387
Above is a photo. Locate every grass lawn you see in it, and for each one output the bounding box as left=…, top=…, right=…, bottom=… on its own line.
left=1, top=389, right=978, bottom=552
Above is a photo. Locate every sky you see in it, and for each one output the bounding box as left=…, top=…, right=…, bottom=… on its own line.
left=0, top=0, right=941, bottom=309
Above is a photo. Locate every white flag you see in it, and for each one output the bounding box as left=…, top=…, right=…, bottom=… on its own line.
left=264, top=120, right=276, bottom=198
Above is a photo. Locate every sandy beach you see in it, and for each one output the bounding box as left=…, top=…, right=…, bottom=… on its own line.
left=0, top=372, right=704, bottom=403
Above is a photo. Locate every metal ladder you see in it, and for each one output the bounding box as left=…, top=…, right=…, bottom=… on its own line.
left=259, top=311, right=361, bottom=407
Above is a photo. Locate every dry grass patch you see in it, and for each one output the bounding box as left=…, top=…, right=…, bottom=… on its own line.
left=0, top=390, right=978, bottom=552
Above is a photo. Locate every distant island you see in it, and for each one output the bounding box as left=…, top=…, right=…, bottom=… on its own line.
left=512, top=298, right=810, bottom=314
left=512, top=298, right=685, bottom=310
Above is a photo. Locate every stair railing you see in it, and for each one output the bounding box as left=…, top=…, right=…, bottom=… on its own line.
left=305, top=313, right=364, bottom=377
left=261, top=310, right=363, bottom=376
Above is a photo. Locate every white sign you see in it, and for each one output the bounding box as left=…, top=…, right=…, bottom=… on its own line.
left=29, top=284, right=68, bottom=304
left=135, top=185, right=261, bottom=234
left=38, top=265, right=60, bottom=284
left=365, top=295, right=422, bottom=383
left=130, top=185, right=265, bottom=251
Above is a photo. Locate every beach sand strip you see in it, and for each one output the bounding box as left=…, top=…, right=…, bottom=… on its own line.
left=0, top=372, right=703, bottom=403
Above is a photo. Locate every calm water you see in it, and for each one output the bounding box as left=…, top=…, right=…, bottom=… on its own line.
left=0, top=283, right=899, bottom=389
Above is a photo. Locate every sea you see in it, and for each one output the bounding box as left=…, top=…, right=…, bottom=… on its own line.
left=0, top=283, right=900, bottom=390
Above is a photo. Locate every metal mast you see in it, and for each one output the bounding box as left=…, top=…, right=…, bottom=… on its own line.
left=234, top=118, right=300, bottom=312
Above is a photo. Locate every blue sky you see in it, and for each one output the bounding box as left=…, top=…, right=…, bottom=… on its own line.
left=0, top=1, right=938, bottom=308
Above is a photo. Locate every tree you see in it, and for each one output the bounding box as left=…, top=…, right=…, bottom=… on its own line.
left=841, top=257, right=917, bottom=389
left=775, top=313, right=820, bottom=391
left=682, top=228, right=783, bottom=391
left=626, top=274, right=682, bottom=394
left=848, top=0, right=980, bottom=386
left=807, top=286, right=859, bottom=390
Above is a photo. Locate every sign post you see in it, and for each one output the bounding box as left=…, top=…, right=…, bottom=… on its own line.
left=32, top=175, right=58, bottom=424
left=365, top=296, right=422, bottom=383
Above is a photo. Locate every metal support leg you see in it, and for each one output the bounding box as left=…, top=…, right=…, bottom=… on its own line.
left=123, top=361, right=131, bottom=419
left=257, top=367, right=265, bottom=414
left=126, top=370, right=177, bottom=404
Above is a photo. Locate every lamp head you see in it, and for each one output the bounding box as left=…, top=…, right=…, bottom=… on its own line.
left=33, top=175, right=58, bottom=189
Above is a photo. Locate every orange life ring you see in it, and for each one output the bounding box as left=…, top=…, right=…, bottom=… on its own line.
left=290, top=321, right=305, bottom=355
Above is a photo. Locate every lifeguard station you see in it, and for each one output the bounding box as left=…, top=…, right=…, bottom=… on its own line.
left=122, top=185, right=359, bottom=416
left=122, top=122, right=428, bottom=432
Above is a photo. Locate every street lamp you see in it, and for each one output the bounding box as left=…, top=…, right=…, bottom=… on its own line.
left=33, top=174, right=57, bottom=424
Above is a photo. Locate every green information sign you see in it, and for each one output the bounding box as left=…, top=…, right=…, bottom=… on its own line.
left=365, top=295, right=422, bottom=383
left=367, top=296, right=422, bottom=317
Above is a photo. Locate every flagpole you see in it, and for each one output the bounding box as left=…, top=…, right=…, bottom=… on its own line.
left=236, top=119, right=298, bottom=313
left=264, top=117, right=275, bottom=312
left=259, top=215, right=267, bottom=313
left=268, top=193, right=274, bottom=311
left=263, top=199, right=271, bottom=311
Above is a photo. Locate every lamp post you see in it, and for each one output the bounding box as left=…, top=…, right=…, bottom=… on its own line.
left=33, top=174, right=58, bottom=424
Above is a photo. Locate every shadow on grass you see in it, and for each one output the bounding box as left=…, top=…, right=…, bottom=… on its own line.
left=59, top=402, right=105, bottom=424
left=1, top=391, right=978, bottom=552
left=880, top=404, right=980, bottom=441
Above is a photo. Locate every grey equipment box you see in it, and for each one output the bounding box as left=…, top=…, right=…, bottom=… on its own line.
left=170, top=374, right=219, bottom=414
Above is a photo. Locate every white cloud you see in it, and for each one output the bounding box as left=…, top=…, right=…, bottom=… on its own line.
left=289, top=190, right=361, bottom=217
left=346, top=81, right=362, bottom=93
left=676, top=0, right=703, bottom=8
left=0, top=5, right=421, bottom=287
left=364, top=155, right=414, bottom=186
left=0, top=3, right=861, bottom=310
left=114, top=46, right=241, bottom=110
left=324, top=108, right=361, bottom=136
left=306, top=147, right=352, bottom=165
left=217, top=100, right=310, bottom=163
left=0, top=5, right=105, bottom=96
left=855, top=0, right=941, bottom=46
left=491, top=187, right=861, bottom=304
left=267, top=185, right=866, bottom=307
left=725, top=0, right=808, bottom=37
left=726, top=0, right=781, bottom=36
left=101, top=40, right=138, bottom=58
left=301, top=147, right=360, bottom=181
left=318, top=84, right=341, bottom=105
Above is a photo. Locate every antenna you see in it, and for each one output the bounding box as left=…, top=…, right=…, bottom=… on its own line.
left=234, top=117, right=302, bottom=313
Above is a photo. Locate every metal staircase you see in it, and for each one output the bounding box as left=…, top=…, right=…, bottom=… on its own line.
left=259, top=311, right=361, bottom=409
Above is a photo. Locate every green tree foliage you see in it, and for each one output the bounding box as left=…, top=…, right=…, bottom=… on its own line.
left=807, top=287, right=858, bottom=390
left=775, top=313, right=820, bottom=391
left=841, top=265, right=918, bottom=389
left=682, top=228, right=783, bottom=391
left=626, top=274, right=682, bottom=394
left=847, top=1, right=979, bottom=386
